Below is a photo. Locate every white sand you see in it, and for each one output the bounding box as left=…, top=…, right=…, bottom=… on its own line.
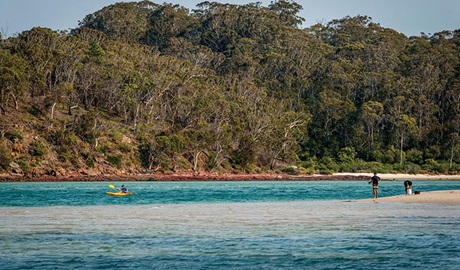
left=333, top=172, right=460, bottom=180
left=359, top=190, right=460, bottom=204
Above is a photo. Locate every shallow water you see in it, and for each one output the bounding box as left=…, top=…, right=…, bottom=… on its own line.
left=1, top=181, right=460, bottom=269
left=2, top=180, right=460, bottom=207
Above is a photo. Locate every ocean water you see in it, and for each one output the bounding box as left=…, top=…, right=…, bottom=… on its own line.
left=1, top=180, right=459, bottom=269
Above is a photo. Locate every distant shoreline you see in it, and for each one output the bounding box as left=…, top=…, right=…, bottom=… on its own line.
left=334, top=173, right=460, bottom=181
left=1, top=172, right=460, bottom=182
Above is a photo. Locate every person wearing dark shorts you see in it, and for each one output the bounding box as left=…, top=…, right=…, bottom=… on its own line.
left=368, top=173, right=380, bottom=199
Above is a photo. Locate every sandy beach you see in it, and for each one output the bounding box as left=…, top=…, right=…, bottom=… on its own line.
left=359, top=190, right=460, bottom=204
left=338, top=173, right=460, bottom=205
left=333, top=172, right=460, bottom=180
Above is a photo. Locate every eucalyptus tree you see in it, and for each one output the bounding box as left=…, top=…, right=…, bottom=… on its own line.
left=11, top=27, right=83, bottom=125
left=307, top=89, right=356, bottom=159
left=13, top=27, right=62, bottom=98
left=310, top=16, right=407, bottom=103
left=395, top=114, right=418, bottom=165
left=192, top=1, right=289, bottom=76
left=361, top=101, right=384, bottom=152
left=428, top=31, right=460, bottom=163
left=78, top=1, right=157, bottom=43
left=51, top=35, right=86, bottom=117
left=402, top=36, right=444, bottom=147
left=446, top=81, right=460, bottom=167
left=307, top=16, right=411, bottom=159
left=260, top=106, right=310, bottom=169
left=268, top=0, right=304, bottom=27
left=0, top=48, right=29, bottom=112
left=226, top=80, right=276, bottom=169
left=385, top=94, right=418, bottom=165
left=144, top=3, right=198, bottom=50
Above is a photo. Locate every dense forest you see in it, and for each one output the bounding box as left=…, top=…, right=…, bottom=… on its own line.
left=1, top=0, right=460, bottom=177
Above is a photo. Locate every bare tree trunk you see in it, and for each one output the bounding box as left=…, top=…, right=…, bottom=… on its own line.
left=50, top=102, right=56, bottom=120
left=193, top=151, right=205, bottom=171
left=11, top=93, right=18, bottom=110
left=400, top=134, right=404, bottom=165
left=134, top=104, right=139, bottom=132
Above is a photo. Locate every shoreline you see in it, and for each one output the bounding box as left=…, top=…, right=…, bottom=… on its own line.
left=1, top=171, right=460, bottom=182
left=333, top=172, right=460, bottom=180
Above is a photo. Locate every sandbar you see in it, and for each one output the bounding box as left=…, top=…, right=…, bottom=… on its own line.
left=359, top=190, right=460, bottom=204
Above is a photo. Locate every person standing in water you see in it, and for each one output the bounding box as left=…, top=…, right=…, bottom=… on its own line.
left=368, top=173, right=380, bottom=199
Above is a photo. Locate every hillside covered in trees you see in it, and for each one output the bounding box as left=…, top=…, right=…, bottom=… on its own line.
left=1, top=0, right=460, bottom=178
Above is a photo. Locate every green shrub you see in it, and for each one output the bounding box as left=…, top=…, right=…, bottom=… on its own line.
left=318, top=169, right=334, bottom=175
left=301, top=167, right=315, bottom=175
left=371, top=150, right=384, bottom=162
left=404, top=163, right=421, bottom=174
left=28, top=141, right=48, bottom=157
left=281, top=166, right=298, bottom=175
left=28, top=105, right=43, bottom=116
left=110, top=131, right=123, bottom=143
left=339, top=162, right=358, bottom=173
left=422, top=159, right=438, bottom=172
left=59, top=151, right=74, bottom=162
left=46, top=129, right=78, bottom=152
left=118, top=143, right=132, bottom=153
left=433, top=161, right=449, bottom=174
left=98, top=144, right=109, bottom=154
left=0, top=144, right=13, bottom=170
left=245, top=163, right=256, bottom=173
left=424, top=146, right=441, bottom=159
left=318, top=156, right=339, bottom=172
left=448, top=163, right=460, bottom=173
left=4, top=130, right=23, bottom=142
left=299, top=158, right=317, bottom=171
left=230, top=135, right=256, bottom=170
left=107, top=154, right=123, bottom=168
left=138, top=143, right=152, bottom=168
left=406, top=149, right=423, bottom=164
left=81, top=153, right=95, bottom=168
left=367, top=162, right=391, bottom=174
left=75, top=113, right=98, bottom=143
left=373, top=147, right=398, bottom=163
left=156, top=134, right=185, bottom=153
left=338, top=147, right=356, bottom=163
left=392, top=163, right=405, bottom=172
left=17, top=159, right=29, bottom=172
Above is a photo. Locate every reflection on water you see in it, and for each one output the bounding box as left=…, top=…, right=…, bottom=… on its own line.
left=1, top=201, right=460, bottom=269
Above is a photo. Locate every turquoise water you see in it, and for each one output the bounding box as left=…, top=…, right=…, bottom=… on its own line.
left=1, top=180, right=460, bottom=269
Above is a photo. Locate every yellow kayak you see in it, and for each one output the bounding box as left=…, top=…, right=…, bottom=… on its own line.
left=106, top=191, right=133, bottom=196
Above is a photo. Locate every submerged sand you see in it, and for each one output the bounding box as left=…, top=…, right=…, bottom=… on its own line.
left=359, top=190, right=460, bottom=204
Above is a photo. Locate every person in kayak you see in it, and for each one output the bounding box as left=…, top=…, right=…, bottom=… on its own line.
left=118, top=185, right=128, bottom=193
left=368, top=173, right=380, bottom=199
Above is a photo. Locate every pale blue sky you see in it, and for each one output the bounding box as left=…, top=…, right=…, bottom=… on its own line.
left=1, top=0, right=459, bottom=38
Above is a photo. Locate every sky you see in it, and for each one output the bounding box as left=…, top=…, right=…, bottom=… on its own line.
left=1, top=0, right=459, bottom=38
